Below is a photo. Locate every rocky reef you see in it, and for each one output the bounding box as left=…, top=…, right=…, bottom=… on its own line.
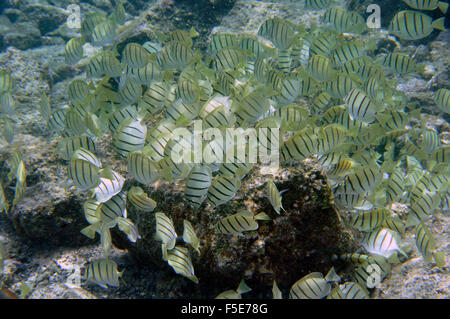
left=111, top=162, right=357, bottom=298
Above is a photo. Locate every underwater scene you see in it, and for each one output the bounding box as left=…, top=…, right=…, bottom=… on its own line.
left=0, top=0, right=449, bottom=300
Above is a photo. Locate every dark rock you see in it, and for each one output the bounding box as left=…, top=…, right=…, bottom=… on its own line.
left=20, top=5, right=68, bottom=35
left=1, top=22, right=42, bottom=51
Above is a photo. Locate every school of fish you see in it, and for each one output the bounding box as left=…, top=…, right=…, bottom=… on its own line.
left=0, top=0, right=448, bottom=298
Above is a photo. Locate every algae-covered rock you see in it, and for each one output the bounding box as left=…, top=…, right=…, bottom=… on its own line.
left=112, top=161, right=358, bottom=298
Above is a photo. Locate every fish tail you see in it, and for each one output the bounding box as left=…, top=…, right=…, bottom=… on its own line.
left=438, top=1, right=449, bottom=14
left=432, top=17, right=446, bottom=31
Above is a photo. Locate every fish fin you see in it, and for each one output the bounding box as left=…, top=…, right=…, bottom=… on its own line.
left=438, top=1, right=449, bottom=14
left=325, top=266, right=341, bottom=282
left=254, top=212, right=271, bottom=221
left=432, top=17, right=446, bottom=31
left=80, top=223, right=99, bottom=239
left=236, top=279, right=251, bottom=295
left=433, top=252, right=445, bottom=268
left=189, top=27, right=200, bottom=38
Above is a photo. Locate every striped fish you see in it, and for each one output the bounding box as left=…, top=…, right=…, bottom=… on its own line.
left=386, top=169, right=405, bottom=204
left=155, top=212, right=177, bottom=258
left=83, top=199, right=101, bottom=225
left=96, top=192, right=127, bottom=224
left=275, top=76, right=300, bottom=106
left=203, top=105, right=235, bottom=129
left=312, top=92, right=332, bottom=111
left=289, top=272, right=331, bottom=299
left=213, top=48, right=247, bottom=72
left=112, top=119, right=147, bottom=157
left=127, top=151, right=160, bottom=185
left=68, top=79, right=90, bottom=103
left=324, top=73, right=359, bottom=99
left=433, top=88, right=449, bottom=113
left=119, top=77, right=142, bottom=104
left=322, top=7, right=365, bottom=34
left=309, top=32, right=337, bottom=57
left=307, top=55, right=336, bottom=82
left=420, top=129, right=440, bottom=155
left=207, top=174, right=240, bottom=207
left=326, top=158, right=354, bottom=178
left=167, top=28, right=197, bottom=47
left=122, top=43, right=151, bottom=69
left=117, top=217, right=140, bottom=243
left=389, top=10, right=446, bottom=41
left=64, top=38, right=84, bottom=65
left=167, top=246, right=199, bottom=283
left=68, top=148, right=101, bottom=190
left=240, top=37, right=269, bottom=58
left=277, top=49, right=292, bottom=73
left=267, top=180, right=284, bottom=214
left=85, top=53, right=105, bottom=79
left=331, top=41, right=366, bottom=67
left=85, top=258, right=122, bottom=289
left=182, top=220, right=200, bottom=254
left=185, top=164, right=212, bottom=209
left=216, top=210, right=270, bottom=235
left=64, top=109, right=86, bottom=136
left=92, top=169, right=125, bottom=203
left=408, top=192, right=438, bottom=225
left=280, top=128, right=319, bottom=162
left=176, top=79, right=199, bottom=105
left=257, top=18, right=295, bottom=50
left=352, top=255, right=392, bottom=287
left=415, top=223, right=444, bottom=267
left=107, top=105, right=139, bottom=134
left=378, top=53, right=416, bottom=74
left=305, top=0, right=331, bottom=10
left=100, top=54, right=122, bottom=78
left=91, top=19, right=117, bottom=46
left=363, top=228, right=403, bottom=258
left=158, top=156, right=192, bottom=182
left=344, top=88, right=377, bottom=123
left=342, top=166, right=380, bottom=194
left=127, top=186, right=157, bottom=212
left=432, top=147, right=449, bottom=164
left=402, top=0, right=449, bottom=13
left=157, top=42, right=194, bottom=70
left=383, top=216, right=406, bottom=234
left=138, top=82, right=167, bottom=115
left=143, top=41, right=162, bottom=54
left=233, top=91, right=269, bottom=124
left=0, top=70, right=14, bottom=93
left=0, top=92, right=15, bottom=114
left=350, top=209, right=386, bottom=232
left=129, top=62, right=162, bottom=85
left=81, top=12, right=106, bottom=41
left=208, top=33, right=240, bottom=56
left=58, top=136, right=96, bottom=161
left=276, top=104, right=308, bottom=131
left=327, top=282, right=368, bottom=299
